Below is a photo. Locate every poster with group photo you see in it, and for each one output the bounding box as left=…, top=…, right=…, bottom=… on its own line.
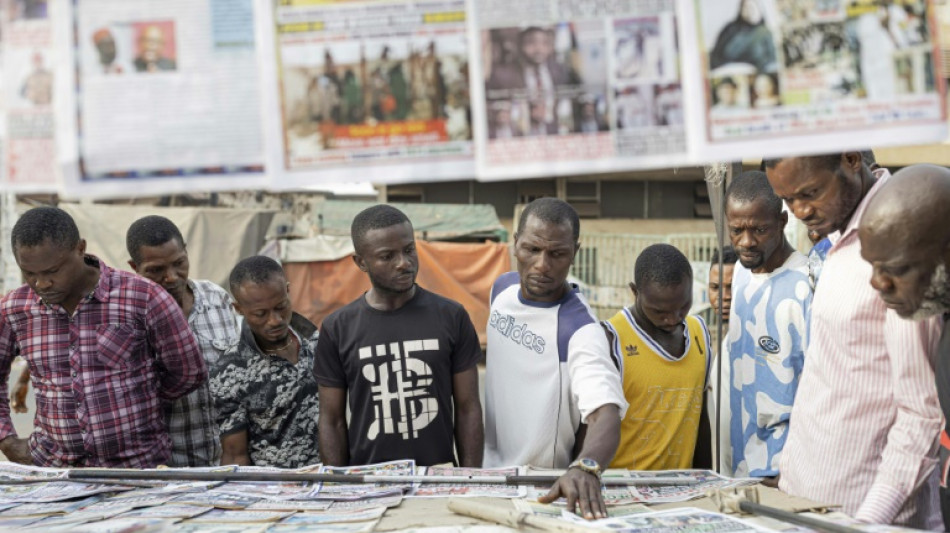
left=687, top=0, right=947, bottom=161
left=470, top=0, right=692, bottom=180
left=258, top=0, right=475, bottom=188
left=1, top=0, right=62, bottom=192
left=58, top=0, right=268, bottom=199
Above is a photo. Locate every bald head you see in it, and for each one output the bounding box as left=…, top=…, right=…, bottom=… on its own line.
left=859, top=164, right=950, bottom=319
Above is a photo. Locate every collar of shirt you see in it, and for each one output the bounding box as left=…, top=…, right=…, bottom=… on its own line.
left=239, top=312, right=310, bottom=358
left=187, top=279, right=207, bottom=315
left=830, top=167, right=891, bottom=255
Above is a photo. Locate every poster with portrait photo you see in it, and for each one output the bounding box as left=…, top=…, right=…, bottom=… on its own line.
left=62, top=0, right=267, bottom=199
left=478, top=20, right=613, bottom=175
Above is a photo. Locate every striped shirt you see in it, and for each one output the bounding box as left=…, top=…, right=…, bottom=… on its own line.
left=166, top=279, right=239, bottom=467
left=778, top=171, right=943, bottom=528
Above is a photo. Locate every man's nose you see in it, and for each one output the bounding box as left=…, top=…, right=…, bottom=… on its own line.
left=869, top=268, right=893, bottom=294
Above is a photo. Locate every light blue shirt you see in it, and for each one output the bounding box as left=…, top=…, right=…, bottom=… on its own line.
left=727, top=252, right=811, bottom=477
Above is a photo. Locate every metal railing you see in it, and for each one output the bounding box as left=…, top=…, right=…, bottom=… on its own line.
left=570, top=232, right=719, bottom=320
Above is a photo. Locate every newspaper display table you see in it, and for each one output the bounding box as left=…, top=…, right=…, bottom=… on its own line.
left=0, top=461, right=862, bottom=532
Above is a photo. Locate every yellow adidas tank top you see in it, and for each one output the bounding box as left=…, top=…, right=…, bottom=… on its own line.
left=606, top=309, right=708, bottom=470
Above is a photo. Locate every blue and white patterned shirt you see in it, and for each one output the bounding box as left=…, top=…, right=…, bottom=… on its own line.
left=726, top=252, right=811, bottom=477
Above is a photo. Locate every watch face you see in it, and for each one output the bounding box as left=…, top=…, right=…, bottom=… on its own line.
left=580, top=458, right=597, bottom=469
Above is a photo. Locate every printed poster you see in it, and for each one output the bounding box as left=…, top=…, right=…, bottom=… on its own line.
left=687, top=0, right=947, bottom=161
left=259, top=0, right=475, bottom=188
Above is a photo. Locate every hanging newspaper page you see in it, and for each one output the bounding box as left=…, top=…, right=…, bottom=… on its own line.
left=258, top=0, right=475, bottom=188
left=687, top=0, right=947, bottom=162
left=2, top=0, right=64, bottom=192
left=469, top=0, right=692, bottom=180
left=59, top=0, right=268, bottom=199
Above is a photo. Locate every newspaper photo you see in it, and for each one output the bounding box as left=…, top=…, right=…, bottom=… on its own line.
left=471, top=0, right=691, bottom=180
left=690, top=0, right=947, bottom=160
left=260, top=0, right=474, bottom=187
left=62, top=0, right=267, bottom=198
left=412, top=466, right=526, bottom=498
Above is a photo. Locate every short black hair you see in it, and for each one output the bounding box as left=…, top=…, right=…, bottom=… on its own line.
left=350, top=204, right=412, bottom=253
left=634, top=243, right=692, bottom=289
left=518, top=198, right=580, bottom=242
left=11, top=206, right=80, bottom=252
left=126, top=215, right=185, bottom=264
left=762, top=153, right=843, bottom=172
left=229, top=256, right=285, bottom=294
left=710, top=245, right=738, bottom=266
left=725, top=170, right=783, bottom=216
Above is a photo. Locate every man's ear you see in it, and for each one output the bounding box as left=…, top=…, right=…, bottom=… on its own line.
left=352, top=253, right=369, bottom=273
left=128, top=260, right=138, bottom=272
left=231, top=301, right=245, bottom=317
left=629, top=282, right=638, bottom=299
left=842, top=151, right=862, bottom=173
left=780, top=210, right=788, bottom=229
left=77, top=239, right=87, bottom=256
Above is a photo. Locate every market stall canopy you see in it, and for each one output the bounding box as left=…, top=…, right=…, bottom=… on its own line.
left=267, top=200, right=508, bottom=243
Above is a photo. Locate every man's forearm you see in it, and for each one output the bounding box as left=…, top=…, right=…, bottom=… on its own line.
left=575, top=404, right=620, bottom=466
left=318, top=418, right=349, bottom=466
left=455, top=403, right=484, bottom=467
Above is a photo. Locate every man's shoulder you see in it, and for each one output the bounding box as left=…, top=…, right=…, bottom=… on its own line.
left=415, top=287, right=467, bottom=315
left=0, top=285, right=36, bottom=313
left=322, top=294, right=367, bottom=327
left=104, top=267, right=167, bottom=305
left=190, top=279, right=232, bottom=307
left=490, top=272, right=521, bottom=304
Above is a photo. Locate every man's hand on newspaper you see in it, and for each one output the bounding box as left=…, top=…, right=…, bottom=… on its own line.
left=10, top=380, right=28, bottom=414
left=538, top=467, right=606, bottom=520
left=0, top=436, right=31, bottom=464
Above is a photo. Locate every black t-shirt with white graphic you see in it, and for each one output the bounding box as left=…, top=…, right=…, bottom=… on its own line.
left=314, top=287, right=481, bottom=467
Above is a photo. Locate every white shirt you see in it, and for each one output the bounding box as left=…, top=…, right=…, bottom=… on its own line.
left=484, top=272, right=627, bottom=468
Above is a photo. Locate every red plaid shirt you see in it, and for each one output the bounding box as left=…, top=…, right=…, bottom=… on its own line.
left=0, top=256, right=207, bottom=468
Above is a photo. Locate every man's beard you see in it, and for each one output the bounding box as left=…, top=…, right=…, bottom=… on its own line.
left=909, top=262, right=950, bottom=321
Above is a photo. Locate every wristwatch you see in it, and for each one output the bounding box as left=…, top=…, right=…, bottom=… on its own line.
left=568, top=457, right=602, bottom=478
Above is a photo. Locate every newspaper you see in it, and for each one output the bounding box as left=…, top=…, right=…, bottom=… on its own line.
left=61, top=0, right=267, bottom=198
left=314, top=459, right=416, bottom=499
left=513, top=498, right=652, bottom=518
left=470, top=0, right=689, bottom=179
left=588, top=507, right=770, bottom=532
left=278, top=506, right=386, bottom=525
left=246, top=499, right=332, bottom=512
left=328, top=493, right=404, bottom=511
left=623, top=470, right=757, bottom=504
left=1, top=0, right=61, bottom=191
left=689, top=0, right=947, bottom=161
left=258, top=0, right=475, bottom=186
left=185, top=509, right=295, bottom=523
left=0, top=481, right=129, bottom=503
left=270, top=522, right=380, bottom=532
left=412, top=466, right=527, bottom=498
